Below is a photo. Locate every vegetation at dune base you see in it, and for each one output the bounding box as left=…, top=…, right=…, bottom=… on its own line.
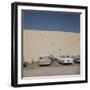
left=51, top=59, right=60, bottom=67
left=23, top=62, right=29, bottom=67
left=29, top=62, right=39, bottom=69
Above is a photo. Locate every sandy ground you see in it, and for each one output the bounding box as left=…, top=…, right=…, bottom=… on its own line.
left=23, top=63, right=80, bottom=77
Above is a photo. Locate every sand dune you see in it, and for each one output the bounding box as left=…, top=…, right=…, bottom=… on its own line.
left=23, top=30, right=80, bottom=63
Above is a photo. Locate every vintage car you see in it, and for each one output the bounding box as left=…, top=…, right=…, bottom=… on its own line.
left=39, top=56, right=52, bottom=66
left=57, top=55, right=74, bottom=64
left=73, top=55, right=80, bottom=64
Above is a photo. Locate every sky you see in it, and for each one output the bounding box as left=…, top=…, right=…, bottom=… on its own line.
left=22, top=10, right=80, bottom=33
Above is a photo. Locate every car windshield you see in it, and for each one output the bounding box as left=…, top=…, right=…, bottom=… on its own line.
left=66, top=56, right=70, bottom=58
left=61, top=56, right=65, bottom=58
left=42, top=56, right=48, bottom=59
left=40, top=56, right=48, bottom=59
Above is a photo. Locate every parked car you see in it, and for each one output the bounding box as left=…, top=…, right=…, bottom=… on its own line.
left=73, top=55, right=80, bottom=64
left=39, top=56, right=52, bottom=66
left=57, top=55, right=74, bottom=64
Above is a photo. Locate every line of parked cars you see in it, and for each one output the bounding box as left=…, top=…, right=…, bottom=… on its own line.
left=38, top=55, right=80, bottom=66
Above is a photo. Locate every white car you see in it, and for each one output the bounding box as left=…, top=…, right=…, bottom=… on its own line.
left=39, top=56, right=52, bottom=66
left=57, top=55, right=74, bottom=64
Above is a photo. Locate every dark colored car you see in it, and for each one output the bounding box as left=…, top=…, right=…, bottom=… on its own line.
left=73, top=55, right=80, bottom=64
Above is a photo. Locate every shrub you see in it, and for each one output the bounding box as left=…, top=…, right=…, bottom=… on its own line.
left=23, top=62, right=29, bottom=68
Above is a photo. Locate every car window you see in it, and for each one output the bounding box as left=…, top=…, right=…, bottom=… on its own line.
left=67, top=56, right=69, bottom=58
